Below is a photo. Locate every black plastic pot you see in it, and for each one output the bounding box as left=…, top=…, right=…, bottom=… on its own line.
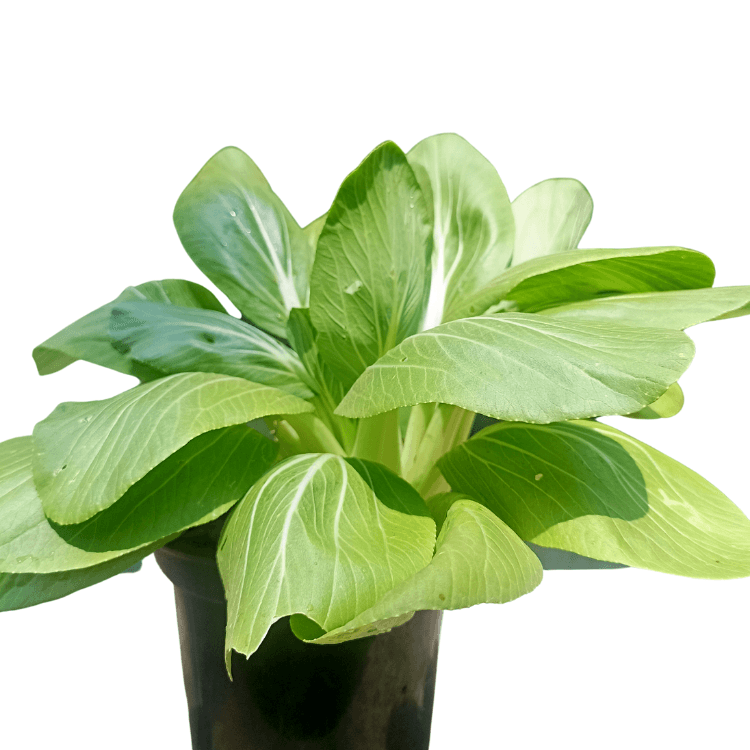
left=155, top=546, right=443, bottom=750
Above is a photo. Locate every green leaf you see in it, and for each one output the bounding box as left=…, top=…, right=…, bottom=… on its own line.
left=538, top=286, right=750, bottom=329
left=429, top=492, right=627, bottom=569
left=625, top=382, right=684, bottom=420
left=407, top=133, right=514, bottom=328
left=336, top=314, right=694, bottom=423
left=49, top=425, right=277, bottom=553
left=32, top=279, right=226, bottom=378
left=309, top=141, right=433, bottom=389
left=0, top=547, right=161, bottom=612
left=424, top=491, right=458, bottom=533
left=439, top=421, right=750, bottom=578
left=345, top=458, right=432, bottom=518
left=457, top=246, right=715, bottom=319
left=0, top=436, right=155, bottom=572
left=510, top=178, right=593, bottom=266
left=173, top=147, right=313, bottom=338
left=0, top=437, right=169, bottom=611
left=108, top=300, right=314, bottom=399
left=303, top=213, right=327, bottom=249
left=33, top=372, right=313, bottom=525
left=285, top=308, right=346, bottom=406
left=217, top=454, right=436, bottom=665
left=299, top=498, right=543, bottom=644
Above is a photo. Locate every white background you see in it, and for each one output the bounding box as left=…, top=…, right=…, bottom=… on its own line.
left=1, top=2, right=748, bottom=748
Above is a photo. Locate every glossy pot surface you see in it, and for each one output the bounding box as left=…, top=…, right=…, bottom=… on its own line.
left=155, top=546, right=442, bottom=750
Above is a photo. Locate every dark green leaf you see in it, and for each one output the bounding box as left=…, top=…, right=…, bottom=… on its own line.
left=33, top=372, right=313, bottom=525
left=108, top=300, right=314, bottom=398
left=309, top=141, right=432, bottom=388
left=50, top=425, right=277, bottom=552
left=439, top=420, right=750, bottom=578
left=345, top=458, right=432, bottom=518
left=173, top=147, right=313, bottom=338
left=33, top=279, right=225, bottom=378
left=457, top=246, right=715, bottom=319
left=286, top=308, right=346, bottom=406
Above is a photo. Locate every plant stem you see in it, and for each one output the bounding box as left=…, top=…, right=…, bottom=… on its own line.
left=352, top=409, right=401, bottom=474
left=401, top=403, right=436, bottom=477
left=405, top=404, right=474, bottom=495
left=276, top=413, right=346, bottom=456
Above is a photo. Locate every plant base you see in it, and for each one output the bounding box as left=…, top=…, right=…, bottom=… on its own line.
left=155, top=546, right=442, bottom=750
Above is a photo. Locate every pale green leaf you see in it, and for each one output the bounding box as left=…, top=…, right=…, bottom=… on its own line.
left=457, top=246, right=715, bottom=320
left=33, top=372, right=313, bottom=525
left=0, top=437, right=169, bottom=611
left=302, top=498, right=543, bottom=644
left=407, top=133, right=514, bottom=328
left=427, top=491, right=625, bottom=569
left=217, top=454, right=436, bottom=665
left=439, top=421, right=750, bottom=578
left=32, top=279, right=225, bottom=378
left=309, top=141, right=432, bottom=388
left=108, top=300, right=314, bottom=398
left=510, top=178, right=593, bottom=266
left=303, top=213, right=327, bottom=249
left=336, top=314, right=694, bottom=423
left=173, top=147, right=313, bottom=338
left=1, top=427, right=272, bottom=570
left=48, top=425, right=277, bottom=554
left=625, top=382, right=684, bottom=419
left=538, top=286, right=750, bottom=329
left=0, top=437, right=151, bottom=572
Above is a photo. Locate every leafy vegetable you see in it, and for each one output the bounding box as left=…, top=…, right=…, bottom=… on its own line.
left=173, top=147, right=314, bottom=338
left=510, top=178, right=593, bottom=266
left=337, top=314, right=694, bottom=422
left=298, top=498, right=542, bottom=644
left=407, top=133, right=515, bottom=328
left=32, top=279, right=225, bottom=379
left=439, top=421, right=750, bottom=578
left=0, top=437, right=171, bottom=610
left=539, top=285, right=750, bottom=328
left=458, top=245, right=715, bottom=319
left=217, top=454, right=436, bottom=665
left=33, top=372, right=312, bottom=525
left=48, top=425, right=277, bottom=553
left=625, top=382, right=684, bottom=420
left=108, top=300, right=314, bottom=398
left=309, top=141, right=432, bottom=388
left=5, top=133, right=750, bottom=679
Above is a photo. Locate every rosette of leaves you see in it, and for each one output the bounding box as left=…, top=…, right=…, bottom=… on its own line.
left=3, top=135, right=750, bottom=671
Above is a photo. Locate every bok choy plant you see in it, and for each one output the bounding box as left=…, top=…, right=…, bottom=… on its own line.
left=2, top=134, right=750, bottom=672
